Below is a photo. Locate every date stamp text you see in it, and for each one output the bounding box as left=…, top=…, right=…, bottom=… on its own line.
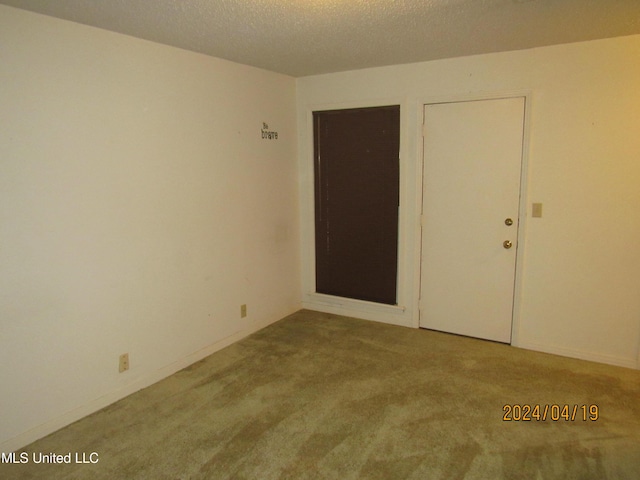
left=503, top=404, right=599, bottom=422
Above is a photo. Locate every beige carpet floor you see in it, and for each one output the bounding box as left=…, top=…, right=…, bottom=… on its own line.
left=3, top=309, right=640, bottom=479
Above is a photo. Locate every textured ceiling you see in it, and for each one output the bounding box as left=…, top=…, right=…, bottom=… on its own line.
left=2, top=0, right=639, bottom=77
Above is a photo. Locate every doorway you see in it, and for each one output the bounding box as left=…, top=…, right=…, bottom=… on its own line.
left=419, top=97, right=526, bottom=343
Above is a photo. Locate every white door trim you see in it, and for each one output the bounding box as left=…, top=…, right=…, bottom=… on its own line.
left=299, top=97, right=414, bottom=327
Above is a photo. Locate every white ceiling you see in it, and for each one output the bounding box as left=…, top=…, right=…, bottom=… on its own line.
left=2, top=0, right=639, bottom=77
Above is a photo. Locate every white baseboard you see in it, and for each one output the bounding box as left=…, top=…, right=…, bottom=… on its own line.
left=515, top=340, right=638, bottom=370
left=0, top=315, right=282, bottom=454
left=302, top=293, right=413, bottom=328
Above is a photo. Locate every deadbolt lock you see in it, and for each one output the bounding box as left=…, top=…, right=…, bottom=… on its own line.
left=505, top=218, right=513, bottom=226
left=503, top=240, right=513, bottom=249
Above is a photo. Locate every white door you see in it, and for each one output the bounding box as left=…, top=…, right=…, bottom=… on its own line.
left=419, top=97, right=525, bottom=343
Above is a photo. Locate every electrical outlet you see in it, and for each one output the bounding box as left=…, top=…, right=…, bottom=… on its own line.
left=119, top=353, right=129, bottom=373
left=241, top=304, right=247, bottom=318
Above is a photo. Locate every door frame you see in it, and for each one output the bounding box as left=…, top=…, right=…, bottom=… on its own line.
left=415, top=91, right=532, bottom=347
left=300, top=98, right=410, bottom=326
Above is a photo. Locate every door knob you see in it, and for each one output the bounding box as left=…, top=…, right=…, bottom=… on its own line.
left=505, top=218, right=513, bottom=226
left=503, top=240, right=512, bottom=249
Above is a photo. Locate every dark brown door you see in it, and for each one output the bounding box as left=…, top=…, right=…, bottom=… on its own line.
left=313, top=105, right=400, bottom=305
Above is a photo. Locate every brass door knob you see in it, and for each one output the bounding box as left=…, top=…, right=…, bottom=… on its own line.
left=505, top=218, right=513, bottom=226
left=503, top=240, right=513, bottom=249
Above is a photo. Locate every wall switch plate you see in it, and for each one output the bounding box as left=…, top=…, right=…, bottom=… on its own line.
left=532, top=203, right=543, bottom=218
left=241, top=304, right=247, bottom=318
left=119, top=353, right=129, bottom=373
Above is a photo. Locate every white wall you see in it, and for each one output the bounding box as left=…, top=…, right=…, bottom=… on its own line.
left=0, top=5, right=300, bottom=452
left=297, top=35, right=640, bottom=369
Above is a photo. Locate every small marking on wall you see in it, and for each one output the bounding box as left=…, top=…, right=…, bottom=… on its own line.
left=261, top=122, right=279, bottom=140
